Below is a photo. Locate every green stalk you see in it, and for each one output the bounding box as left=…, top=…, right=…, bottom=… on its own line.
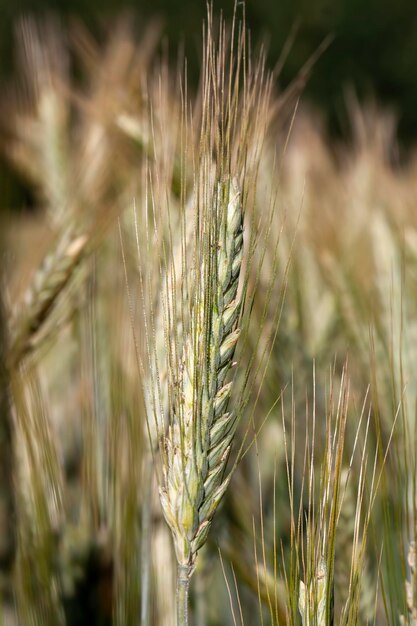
left=0, top=290, right=15, bottom=609
left=140, top=457, right=153, bottom=626
left=176, top=565, right=191, bottom=626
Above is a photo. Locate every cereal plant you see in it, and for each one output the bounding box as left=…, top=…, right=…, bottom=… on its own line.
left=1, top=4, right=416, bottom=626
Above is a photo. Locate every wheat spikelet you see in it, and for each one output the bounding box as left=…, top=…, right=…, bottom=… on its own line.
left=159, top=177, right=243, bottom=571
left=299, top=557, right=330, bottom=626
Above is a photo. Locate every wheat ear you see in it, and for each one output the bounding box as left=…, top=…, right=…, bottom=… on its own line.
left=8, top=232, right=87, bottom=367
left=159, top=177, right=243, bottom=577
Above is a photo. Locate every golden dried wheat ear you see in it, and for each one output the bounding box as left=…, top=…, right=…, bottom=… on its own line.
left=9, top=232, right=87, bottom=367
left=159, top=177, right=243, bottom=571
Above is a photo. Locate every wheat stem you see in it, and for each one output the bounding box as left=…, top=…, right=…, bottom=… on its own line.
left=140, top=458, right=153, bottom=626
left=176, top=564, right=191, bottom=626
left=0, top=295, right=15, bottom=575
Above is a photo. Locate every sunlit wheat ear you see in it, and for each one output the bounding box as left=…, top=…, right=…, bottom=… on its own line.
left=159, top=177, right=243, bottom=571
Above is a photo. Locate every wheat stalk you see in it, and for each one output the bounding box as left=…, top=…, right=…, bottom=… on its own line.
left=139, top=6, right=275, bottom=622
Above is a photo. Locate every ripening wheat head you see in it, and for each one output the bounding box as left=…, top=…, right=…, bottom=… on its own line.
left=143, top=8, right=274, bottom=575
left=159, top=176, right=244, bottom=569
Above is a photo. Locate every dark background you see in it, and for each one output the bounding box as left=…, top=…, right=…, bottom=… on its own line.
left=1, top=0, right=416, bottom=208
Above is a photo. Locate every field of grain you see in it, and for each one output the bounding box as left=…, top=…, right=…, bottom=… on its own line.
left=2, top=9, right=417, bottom=626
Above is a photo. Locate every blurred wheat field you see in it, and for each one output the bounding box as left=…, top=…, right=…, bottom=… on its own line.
left=1, top=7, right=417, bottom=626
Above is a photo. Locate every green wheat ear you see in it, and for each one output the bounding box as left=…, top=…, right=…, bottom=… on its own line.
left=159, top=177, right=243, bottom=571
